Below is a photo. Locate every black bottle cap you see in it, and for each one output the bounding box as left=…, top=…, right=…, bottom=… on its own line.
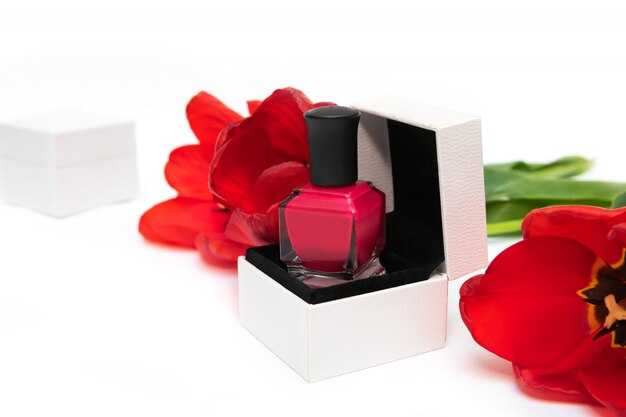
left=304, top=106, right=361, bottom=187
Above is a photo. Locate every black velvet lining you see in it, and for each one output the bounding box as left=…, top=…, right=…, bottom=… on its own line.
left=245, top=119, right=445, bottom=304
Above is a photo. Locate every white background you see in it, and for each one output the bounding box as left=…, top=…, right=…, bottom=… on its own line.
left=1, top=1, right=625, bottom=416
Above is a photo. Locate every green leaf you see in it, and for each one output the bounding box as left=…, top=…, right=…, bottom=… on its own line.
left=486, top=171, right=626, bottom=204
left=484, top=157, right=626, bottom=236
left=485, top=156, right=593, bottom=180
left=486, top=219, right=524, bottom=236
left=613, top=191, right=626, bottom=208
left=486, top=197, right=615, bottom=236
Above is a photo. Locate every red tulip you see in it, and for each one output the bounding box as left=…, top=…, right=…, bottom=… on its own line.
left=460, top=205, right=626, bottom=416
left=139, top=88, right=334, bottom=265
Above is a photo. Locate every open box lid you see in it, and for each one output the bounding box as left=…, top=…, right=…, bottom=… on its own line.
left=354, top=97, right=487, bottom=280
left=0, top=110, right=135, bottom=168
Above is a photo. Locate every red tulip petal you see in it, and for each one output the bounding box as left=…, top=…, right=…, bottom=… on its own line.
left=459, top=236, right=601, bottom=369
left=607, top=222, right=626, bottom=253
left=514, top=364, right=597, bottom=404
left=186, top=91, right=243, bottom=157
left=164, top=145, right=212, bottom=200
left=523, top=206, right=626, bottom=265
left=252, top=161, right=309, bottom=213
left=212, top=88, right=318, bottom=152
left=139, top=197, right=230, bottom=247
left=212, top=117, right=242, bottom=152
left=209, top=88, right=332, bottom=212
left=511, top=327, right=625, bottom=401
left=580, top=360, right=626, bottom=416
left=195, top=234, right=247, bottom=266
left=247, top=100, right=261, bottom=115
left=224, top=205, right=279, bottom=246
left=549, top=331, right=625, bottom=374
left=313, top=101, right=337, bottom=108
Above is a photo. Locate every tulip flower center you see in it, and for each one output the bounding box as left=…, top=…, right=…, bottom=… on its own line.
left=604, top=294, right=626, bottom=329
left=579, top=258, right=626, bottom=348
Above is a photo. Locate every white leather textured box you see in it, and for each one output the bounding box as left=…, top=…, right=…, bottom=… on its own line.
left=238, top=98, right=488, bottom=382
left=0, top=110, right=138, bottom=216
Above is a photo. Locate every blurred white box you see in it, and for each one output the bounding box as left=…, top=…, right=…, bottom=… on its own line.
left=0, top=110, right=138, bottom=216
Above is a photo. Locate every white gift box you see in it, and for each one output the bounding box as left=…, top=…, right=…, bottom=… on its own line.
left=0, top=110, right=138, bottom=217
left=238, top=98, right=487, bottom=382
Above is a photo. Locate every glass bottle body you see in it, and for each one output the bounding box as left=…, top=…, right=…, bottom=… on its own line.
left=279, top=180, right=386, bottom=288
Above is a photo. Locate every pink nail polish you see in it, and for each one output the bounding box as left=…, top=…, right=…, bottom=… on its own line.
left=279, top=106, right=386, bottom=288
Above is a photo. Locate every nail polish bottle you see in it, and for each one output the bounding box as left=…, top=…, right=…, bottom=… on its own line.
left=279, top=106, right=386, bottom=288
